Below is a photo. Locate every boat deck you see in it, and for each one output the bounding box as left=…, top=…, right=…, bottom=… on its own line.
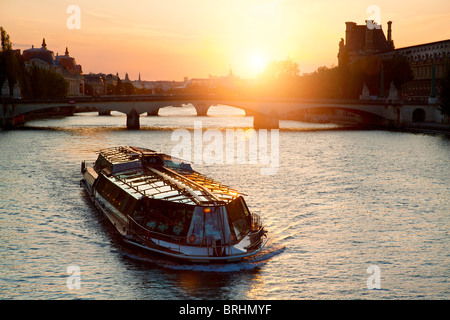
left=97, top=146, right=242, bottom=206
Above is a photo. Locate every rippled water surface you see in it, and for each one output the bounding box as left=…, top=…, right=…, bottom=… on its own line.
left=1, top=106, right=449, bottom=299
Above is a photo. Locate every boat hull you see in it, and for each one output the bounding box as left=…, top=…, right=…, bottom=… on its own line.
left=123, top=234, right=269, bottom=263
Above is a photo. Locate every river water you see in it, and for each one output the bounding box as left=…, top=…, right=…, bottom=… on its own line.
left=0, top=105, right=449, bottom=300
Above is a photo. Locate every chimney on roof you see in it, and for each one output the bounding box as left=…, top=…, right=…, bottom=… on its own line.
left=65, top=47, right=69, bottom=56
left=41, top=38, right=47, bottom=49
left=387, top=21, right=392, bottom=43
left=387, top=21, right=394, bottom=49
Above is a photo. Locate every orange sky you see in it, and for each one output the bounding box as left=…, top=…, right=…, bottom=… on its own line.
left=1, top=0, right=450, bottom=81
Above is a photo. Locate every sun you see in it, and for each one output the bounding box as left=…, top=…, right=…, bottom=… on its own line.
left=249, top=53, right=268, bottom=76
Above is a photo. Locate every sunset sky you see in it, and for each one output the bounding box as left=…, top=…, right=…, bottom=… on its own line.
left=1, top=0, right=450, bottom=81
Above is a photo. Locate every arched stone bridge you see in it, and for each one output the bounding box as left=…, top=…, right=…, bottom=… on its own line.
left=0, top=94, right=443, bottom=130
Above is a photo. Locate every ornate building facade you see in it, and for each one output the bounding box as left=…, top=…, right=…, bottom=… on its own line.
left=338, top=20, right=394, bottom=66
left=378, top=40, right=450, bottom=102
left=338, top=21, right=450, bottom=102
left=22, top=39, right=84, bottom=96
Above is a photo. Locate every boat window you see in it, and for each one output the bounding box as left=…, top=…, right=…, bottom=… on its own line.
left=142, top=155, right=163, bottom=167
left=96, top=175, right=137, bottom=215
left=187, top=207, right=204, bottom=245
left=133, top=199, right=194, bottom=238
left=204, top=207, right=222, bottom=239
left=187, top=206, right=232, bottom=245
left=94, top=155, right=111, bottom=172
left=226, top=196, right=251, bottom=239
left=204, top=206, right=231, bottom=245
left=180, top=163, right=192, bottom=171
left=111, top=160, right=142, bottom=174
left=95, top=174, right=108, bottom=191
left=164, top=160, right=193, bottom=171
left=121, top=194, right=137, bottom=216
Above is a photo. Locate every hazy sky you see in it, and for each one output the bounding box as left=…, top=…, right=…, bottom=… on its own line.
left=1, top=0, right=449, bottom=81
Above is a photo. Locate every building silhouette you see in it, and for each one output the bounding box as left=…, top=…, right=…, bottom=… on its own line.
left=338, top=20, right=450, bottom=101
left=22, top=39, right=84, bottom=96
left=338, top=20, right=394, bottom=66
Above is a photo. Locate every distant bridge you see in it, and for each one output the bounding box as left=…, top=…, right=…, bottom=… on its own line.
left=0, top=94, right=445, bottom=130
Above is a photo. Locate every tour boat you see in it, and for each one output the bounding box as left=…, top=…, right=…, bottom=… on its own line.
left=80, top=146, right=268, bottom=263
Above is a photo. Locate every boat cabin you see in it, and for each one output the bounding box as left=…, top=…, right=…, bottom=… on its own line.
left=88, top=146, right=261, bottom=250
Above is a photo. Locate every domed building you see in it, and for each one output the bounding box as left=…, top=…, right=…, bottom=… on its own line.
left=22, top=38, right=84, bottom=96
left=22, top=38, right=57, bottom=68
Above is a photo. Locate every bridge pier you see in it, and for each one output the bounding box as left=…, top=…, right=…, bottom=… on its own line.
left=97, top=108, right=111, bottom=116
left=0, top=114, right=24, bottom=130
left=0, top=102, right=19, bottom=130
left=147, top=108, right=159, bottom=116
left=253, top=112, right=279, bottom=129
left=1, top=116, right=13, bottom=130
left=194, top=103, right=210, bottom=116
left=126, top=109, right=140, bottom=130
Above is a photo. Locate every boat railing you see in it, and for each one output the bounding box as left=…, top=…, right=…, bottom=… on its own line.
left=127, top=216, right=249, bottom=257
left=250, top=213, right=264, bottom=232
left=128, top=216, right=185, bottom=253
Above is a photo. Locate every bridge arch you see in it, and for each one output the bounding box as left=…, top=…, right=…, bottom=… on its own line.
left=337, top=107, right=386, bottom=123
left=146, top=108, right=159, bottom=116
left=207, top=104, right=247, bottom=116
left=412, top=108, right=426, bottom=122
left=18, top=105, right=75, bottom=123
left=287, top=105, right=385, bottom=125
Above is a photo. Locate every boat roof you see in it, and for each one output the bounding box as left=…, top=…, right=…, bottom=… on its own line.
left=97, top=146, right=242, bottom=206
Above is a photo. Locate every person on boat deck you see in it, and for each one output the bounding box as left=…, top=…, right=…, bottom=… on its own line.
left=173, top=222, right=184, bottom=236
left=157, top=223, right=168, bottom=233
left=146, top=220, right=157, bottom=230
